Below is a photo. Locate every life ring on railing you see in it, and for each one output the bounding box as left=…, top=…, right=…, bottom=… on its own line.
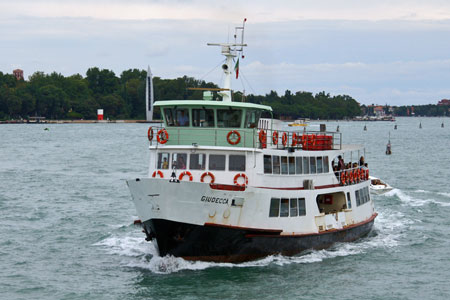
left=226, top=130, right=241, bottom=145
left=345, top=170, right=351, bottom=185
left=200, top=172, right=215, bottom=183
left=259, top=130, right=267, bottom=148
left=340, top=172, right=346, bottom=185
left=157, top=129, right=169, bottom=144
left=147, top=127, right=154, bottom=141
left=365, top=169, right=369, bottom=180
left=282, top=132, right=288, bottom=147
left=349, top=170, right=354, bottom=184
left=233, top=173, right=248, bottom=187
left=179, top=171, right=193, bottom=181
left=359, top=168, right=364, bottom=181
left=152, top=170, right=164, bottom=178
left=272, top=131, right=279, bottom=145
left=292, top=132, right=298, bottom=147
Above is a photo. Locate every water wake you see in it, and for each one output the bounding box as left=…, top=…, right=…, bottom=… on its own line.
left=385, top=189, right=450, bottom=207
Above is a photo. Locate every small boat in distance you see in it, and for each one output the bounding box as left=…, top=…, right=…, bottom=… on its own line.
left=288, top=118, right=309, bottom=127
left=369, top=176, right=393, bottom=195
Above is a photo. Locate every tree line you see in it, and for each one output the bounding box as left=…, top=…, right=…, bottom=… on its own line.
left=2, top=68, right=446, bottom=121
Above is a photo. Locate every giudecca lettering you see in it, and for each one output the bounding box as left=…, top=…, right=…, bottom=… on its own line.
left=200, top=195, right=228, bottom=205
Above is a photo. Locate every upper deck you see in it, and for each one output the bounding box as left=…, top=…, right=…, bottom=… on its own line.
left=150, top=100, right=343, bottom=151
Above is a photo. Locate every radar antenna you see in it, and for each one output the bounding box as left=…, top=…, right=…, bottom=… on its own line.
left=207, top=18, right=247, bottom=102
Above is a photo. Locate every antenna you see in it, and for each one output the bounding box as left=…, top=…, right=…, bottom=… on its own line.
left=207, top=18, right=247, bottom=102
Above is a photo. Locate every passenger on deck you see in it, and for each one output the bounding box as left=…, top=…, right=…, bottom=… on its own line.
left=162, top=158, right=169, bottom=169
left=359, top=156, right=365, bottom=166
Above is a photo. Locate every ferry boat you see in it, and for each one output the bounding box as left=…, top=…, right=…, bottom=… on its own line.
left=127, top=21, right=377, bottom=263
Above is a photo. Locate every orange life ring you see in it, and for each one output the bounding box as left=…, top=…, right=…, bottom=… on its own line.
left=200, top=172, right=215, bottom=183
left=346, top=170, right=351, bottom=185
left=147, top=127, right=154, bottom=141
left=272, top=131, right=279, bottom=145
left=259, top=130, right=267, bottom=148
left=349, top=170, right=354, bottom=184
left=152, top=170, right=164, bottom=178
left=353, top=169, right=359, bottom=183
left=157, top=129, right=169, bottom=144
left=282, top=132, right=288, bottom=147
left=292, top=132, right=298, bottom=147
left=226, top=130, right=241, bottom=145
left=233, top=173, right=248, bottom=187
left=340, top=172, right=346, bottom=185
left=179, top=171, right=193, bottom=181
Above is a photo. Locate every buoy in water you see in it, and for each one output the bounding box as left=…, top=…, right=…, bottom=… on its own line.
left=364, top=125, right=367, bottom=131
left=419, top=122, right=422, bottom=129
left=386, top=142, right=392, bottom=155
left=394, top=124, right=397, bottom=130
left=441, top=122, right=444, bottom=128
left=336, top=125, right=340, bottom=132
left=44, top=128, right=49, bottom=131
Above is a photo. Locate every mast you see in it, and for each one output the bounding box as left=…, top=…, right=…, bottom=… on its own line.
left=207, top=18, right=247, bottom=102
left=146, top=66, right=154, bottom=121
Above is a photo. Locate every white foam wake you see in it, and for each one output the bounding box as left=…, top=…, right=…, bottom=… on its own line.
left=384, top=189, right=450, bottom=207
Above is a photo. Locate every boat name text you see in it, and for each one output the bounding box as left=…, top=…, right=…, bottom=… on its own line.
left=201, top=196, right=229, bottom=205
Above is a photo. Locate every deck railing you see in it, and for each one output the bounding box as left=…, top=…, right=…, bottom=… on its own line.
left=147, top=125, right=342, bottom=151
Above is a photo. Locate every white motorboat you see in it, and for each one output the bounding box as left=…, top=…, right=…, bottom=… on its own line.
left=127, top=20, right=377, bottom=263
left=369, top=176, right=393, bottom=195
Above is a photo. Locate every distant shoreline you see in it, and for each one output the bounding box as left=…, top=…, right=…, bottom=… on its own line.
left=0, top=120, right=162, bottom=124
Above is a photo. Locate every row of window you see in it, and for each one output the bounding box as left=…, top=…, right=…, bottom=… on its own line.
left=163, top=107, right=262, bottom=128
left=355, top=187, right=370, bottom=206
left=264, top=155, right=330, bottom=175
left=157, top=152, right=246, bottom=171
left=269, top=198, right=306, bottom=218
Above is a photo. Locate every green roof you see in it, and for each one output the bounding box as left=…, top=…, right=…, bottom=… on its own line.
left=154, top=100, right=272, bottom=111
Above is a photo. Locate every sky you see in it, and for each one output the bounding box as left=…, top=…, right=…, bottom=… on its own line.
left=1, top=0, right=450, bottom=105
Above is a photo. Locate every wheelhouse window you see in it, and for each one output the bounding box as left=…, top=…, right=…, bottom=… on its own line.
left=269, top=198, right=280, bottom=217
left=164, top=108, right=190, bottom=127
left=192, top=108, right=214, bottom=127
left=217, top=109, right=242, bottom=128
left=209, top=154, right=225, bottom=171
left=157, top=153, right=170, bottom=169
left=189, top=153, right=206, bottom=170
left=172, top=153, right=187, bottom=170
left=264, top=155, right=272, bottom=174
left=244, top=109, right=261, bottom=128
left=288, top=157, right=295, bottom=174
left=229, top=155, right=246, bottom=171
left=323, top=156, right=329, bottom=173
left=273, top=156, right=280, bottom=174
left=317, top=157, right=323, bottom=173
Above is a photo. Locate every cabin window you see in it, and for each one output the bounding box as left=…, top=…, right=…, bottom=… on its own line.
left=192, top=108, right=214, bottom=127
left=290, top=198, right=298, bottom=217
left=209, top=154, right=226, bottom=171
left=296, top=157, right=303, bottom=174
left=288, top=157, right=295, bottom=174
left=229, top=155, right=246, bottom=171
left=172, top=153, right=187, bottom=170
left=281, top=157, right=288, bottom=174
left=264, top=155, right=272, bottom=174
left=355, top=190, right=360, bottom=206
left=272, top=156, right=280, bottom=174
left=310, top=157, right=316, bottom=174
left=244, top=110, right=261, bottom=128
left=323, top=156, right=329, bottom=173
left=347, top=192, right=352, bottom=209
left=217, top=109, right=242, bottom=128
left=164, top=108, right=189, bottom=127
left=317, top=157, right=323, bottom=173
left=298, top=198, right=306, bottom=216
left=269, top=198, right=280, bottom=217
left=303, top=157, right=309, bottom=174
left=157, top=153, right=170, bottom=169
left=280, top=198, right=289, bottom=217
left=189, top=154, right=206, bottom=170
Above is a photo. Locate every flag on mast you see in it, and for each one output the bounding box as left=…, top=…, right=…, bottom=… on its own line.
left=234, top=58, right=239, bottom=79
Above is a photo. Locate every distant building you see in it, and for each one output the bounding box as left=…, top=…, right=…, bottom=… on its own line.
left=373, top=106, right=385, bottom=117
left=13, top=69, right=24, bottom=80
left=438, top=99, right=450, bottom=106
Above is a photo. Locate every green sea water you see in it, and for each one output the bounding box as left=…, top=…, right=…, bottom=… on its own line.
left=1, top=117, right=449, bottom=300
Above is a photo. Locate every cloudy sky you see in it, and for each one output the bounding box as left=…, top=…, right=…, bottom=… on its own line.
left=2, top=0, right=450, bottom=105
